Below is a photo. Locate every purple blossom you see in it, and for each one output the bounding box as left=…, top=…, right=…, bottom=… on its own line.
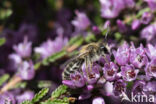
left=145, top=57, right=156, bottom=78
left=16, top=91, right=34, bottom=104
left=13, top=37, right=32, bottom=58
left=130, top=44, right=148, bottom=68
left=132, top=80, right=146, bottom=95
left=140, top=23, right=156, bottom=42
left=62, top=71, right=85, bottom=88
left=92, top=97, right=105, bottom=104
left=0, top=92, right=15, bottom=104
left=71, top=10, right=90, bottom=31
left=100, top=0, right=135, bottom=19
left=103, top=62, right=118, bottom=81
left=117, top=20, right=127, bottom=33
left=141, top=12, right=153, bottom=25
left=101, top=81, right=114, bottom=96
left=114, top=79, right=127, bottom=96
left=146, top=44, right=156, bottom=59
left=121, top=64, right=139, bottom=81
left=143, top=81, right=156, bottom=93
left=35, top=35, right=68, bottom=59
left=82, top=63, right=100, bottom=85
left=78, top=92, right=92, bottom=100
left=145, top=0, right=156, bottom=11
left=92, top=26, right=100, bottom=34
left=17, top=61, right=35, bottom=80
left=99, top=0, right=125, bottom=18
left=113, top=42, right=130, bottom=65
left=9, top=53, right=22, bottom=69
left=131, top=19, right=141, bottom=30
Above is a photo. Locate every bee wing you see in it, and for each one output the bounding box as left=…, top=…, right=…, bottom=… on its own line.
left=60, top=54, right=80, bottom=69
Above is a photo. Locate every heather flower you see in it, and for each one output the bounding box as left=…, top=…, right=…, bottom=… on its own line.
left=145, top=57, right=156, bottom=78
left=145, top=0, right=156, bottom=11
left=0, top=92, right=15, bottom=104
left=99, top=0, right=125, bottom=18
left=146, top=44, right=156, bottom=59
left=113, top=42, right=130, bottom=65
left=141, top=12, right=153, bottom=25
left=121, top=64, right=139, bottom=81
left=92, top=26, right=100, bottom=34
left=124, top=0, right=135, bottom=8
left=9, top=53, right=22, bottom=68
left=78, top=92, right=92, bottom=100
left=132, top=80, right=146, bottom=95
left=16, top=91, right=34, bottom=104
left=114, top=79, right=126, bottom=96
left=35, top=35, right=68, bottom=59
left=101, top=81, right=114, bottom=96
left=92, top=97, right=105, bottom=104
left=62, top=71, right=85, bottom=88
left=17, top=60, right=35, bottom=80
left=82, top=63, right=100, bottom=85
left=71, top=10, right=90, bottom=31
left=131, top=19, right=141, bottom=30
left=13, top=37, right=32, bottom=58
left=117, top=20, right=127, bottom=33
left=140, top=23, right=156, bottom=42
left=143, top=81, right=156, bottom=93
left=103, top=20, right=110, bottom=29
left=130, top=44, right=148, bottom=68
left=103, top=62, right=118, bottom=81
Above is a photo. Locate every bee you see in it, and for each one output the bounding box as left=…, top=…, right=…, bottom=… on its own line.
left=62, top=42, right=111, bottom=80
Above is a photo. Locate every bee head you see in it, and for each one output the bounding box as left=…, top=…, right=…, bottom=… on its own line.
left=99, top=42, right=111, bottom=55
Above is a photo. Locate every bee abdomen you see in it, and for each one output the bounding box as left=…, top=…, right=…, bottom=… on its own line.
left=62, top=58, right=84, bottom=80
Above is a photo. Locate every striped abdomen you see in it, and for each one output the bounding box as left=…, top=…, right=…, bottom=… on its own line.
left=62, top=58, right=84, bottom=80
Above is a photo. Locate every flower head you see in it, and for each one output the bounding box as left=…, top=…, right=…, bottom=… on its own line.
left=113, top=42, right=130, bottom=65
left=0, top=92, right=15, bottom=104
left=82, top=63, right=100, bottom=85
left=114, top=79, right=126, bottom=96
left=63, top=71, right=85, bottom=88
left=71, top=10, right=90, bottom=31
left=16, top=91, right=34, bottom=104
left=35, top=35, right=68, bottom=59
left=121, top=64, right=139, bottom=81
left=132, top=80, right=146, bottom=95
left=13, top=37, right=32, bottom=58
left=17, top=60, right=35, bottom=80
left=145, top=57, right=156, bottom=78
left=141, top=12, right=153, bottom=25
left=103, top=62, right=118, bottom=81
left=130, top=44, right=148, bottom=68
left=146, top=44, right=156, bottom=59
left=92, top=97, right=105, bottom=104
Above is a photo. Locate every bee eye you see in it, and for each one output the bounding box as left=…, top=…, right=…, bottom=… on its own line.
left=101, top=46, right=109, bottom=54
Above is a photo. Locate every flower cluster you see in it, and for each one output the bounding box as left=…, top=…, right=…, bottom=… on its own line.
left=63, top=42, right=156, bottom=103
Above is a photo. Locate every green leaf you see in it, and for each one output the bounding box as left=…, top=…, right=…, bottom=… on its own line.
left=0, top=9, right=12, bottom=20
left=0, top=38, right=6, bottom=46
left=115, top=32, right=122, bottom=41
left=21, top=100, right=32, bottom=104
left=34, top=62, right=42, bottom=70
left=37, top=80, right=52, bottom=88
left=67, top=35, right=83, bottom=46
left=136, top=8, right=150, bottom=18
left=41, top=97, right=69, bottom=104
left=51, top=85, right=68, bottom=99
left=31, top=88, right=49, bottom=103
left=48, top=50, right=67, bottom=63
left=127, top=81, right=133, bottom=89
left=0, top=74, right=9, bottom=86
left=85, top=33, right=96, bottom=43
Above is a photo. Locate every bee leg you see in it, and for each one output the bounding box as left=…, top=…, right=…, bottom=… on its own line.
left=103, top=55, right=109, bottom=63
left=85, top=56, right=90, bottom=76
